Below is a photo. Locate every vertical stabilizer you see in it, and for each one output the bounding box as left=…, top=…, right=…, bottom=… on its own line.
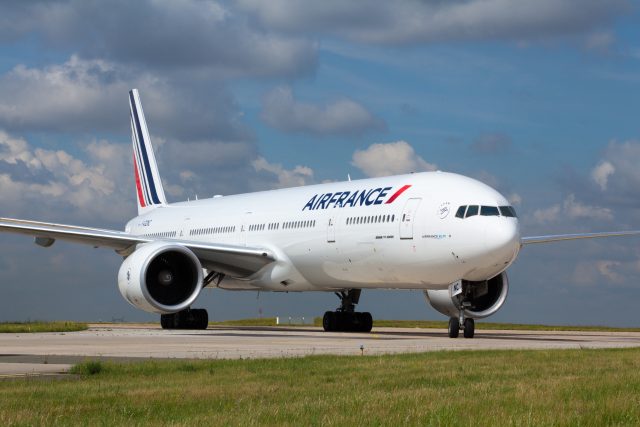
left=129, top=89, right=167, bottom=215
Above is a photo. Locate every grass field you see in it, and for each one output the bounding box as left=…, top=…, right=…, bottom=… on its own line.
left=210, top=317, right=640, bottom=332
left=1, top=348, right=639, bottom=425
left=0, top=321, right=88, bottom=333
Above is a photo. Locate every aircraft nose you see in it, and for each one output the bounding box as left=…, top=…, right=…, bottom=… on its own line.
left=485, top=219, right=520, bottom=265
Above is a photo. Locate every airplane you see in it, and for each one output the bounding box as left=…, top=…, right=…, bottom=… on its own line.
left=1, top=89, right=639, bottom=339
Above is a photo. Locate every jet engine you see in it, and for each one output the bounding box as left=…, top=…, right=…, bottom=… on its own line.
left=424, top=272, right=509, bottom=319
left=117, top=241, right=203, bottom=314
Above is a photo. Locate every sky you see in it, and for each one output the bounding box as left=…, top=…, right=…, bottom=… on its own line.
left=0, top=0, right=639, bottom=326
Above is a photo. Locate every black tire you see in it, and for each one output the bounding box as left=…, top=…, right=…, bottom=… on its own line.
left=335, top=311, right=348, bottom=332
left=463, top=318, right=475, bottom=339
left=160, top=314, right=174, bottom=329
left=322, top=311, right=335, bottom=332
left=195, top=309, right=208, bottom=330
left=360, top=312, right=373, bottom=333
left=448, top=317, right=460, bottom=338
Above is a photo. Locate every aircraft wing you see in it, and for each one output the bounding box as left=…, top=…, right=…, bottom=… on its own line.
left=521, top=230, right=640, bottom=245
left=0, top=217, right=275, bottom=277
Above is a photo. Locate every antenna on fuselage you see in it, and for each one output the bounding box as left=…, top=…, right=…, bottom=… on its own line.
left=347, top=174, right=351, bottom=182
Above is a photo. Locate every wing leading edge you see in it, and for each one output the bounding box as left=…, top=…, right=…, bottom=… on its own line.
left=521, top=230, right=640, bottom=245
left=0, top=217, right=274, bottom=278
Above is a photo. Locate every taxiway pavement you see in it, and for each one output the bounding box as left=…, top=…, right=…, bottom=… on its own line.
left=2, top=324, right=640, bottom=377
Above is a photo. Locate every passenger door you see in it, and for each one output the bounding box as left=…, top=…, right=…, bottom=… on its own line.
left=327, top=216, right=336, bottom=243
left=399, top=198, right=422, bottom=239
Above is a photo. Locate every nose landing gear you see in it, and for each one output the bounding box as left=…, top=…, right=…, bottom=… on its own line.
left=447, top=311, right=475, bottom=338
left=322, top=289, right=373, bottom=333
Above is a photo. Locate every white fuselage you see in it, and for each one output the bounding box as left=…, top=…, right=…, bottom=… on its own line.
left=126, top=172, right=521, bottom=292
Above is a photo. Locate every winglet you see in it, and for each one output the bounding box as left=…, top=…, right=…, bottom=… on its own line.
left=129, top=89, right=167, bottom=214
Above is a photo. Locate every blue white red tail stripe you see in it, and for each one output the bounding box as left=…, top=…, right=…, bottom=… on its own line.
left=129, top=89, right=167, bottom=214
left=130, top=115, right=153, bottom=206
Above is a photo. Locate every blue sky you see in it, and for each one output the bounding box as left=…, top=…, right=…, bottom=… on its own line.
left=0, top=0, right=639, bottom=325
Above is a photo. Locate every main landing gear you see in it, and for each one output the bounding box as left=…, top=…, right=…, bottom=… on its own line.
left=322, top=289, right=373, bottom=333
left=160, top=308, right=208, bottom=330
left=448, top=314, right=475, bottom=339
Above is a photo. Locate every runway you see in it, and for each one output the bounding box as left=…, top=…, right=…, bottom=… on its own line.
left=2, top=324, right=640, bottom=377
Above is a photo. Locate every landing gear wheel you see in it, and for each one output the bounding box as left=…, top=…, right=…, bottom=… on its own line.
left=193, top=308, right=208, bottom=330
left=160, top=308, right=208, bottom=330
left=359, top=312, right=373, bottom=333
left=322, top=289, right=373, bottom=333
left=448, top=317, right=460, bottom=338
left=463, top=318, right=475, bottom=339
left=160, top=314, right=174, bottom=329
left=323, top=311, right=336, bottom=332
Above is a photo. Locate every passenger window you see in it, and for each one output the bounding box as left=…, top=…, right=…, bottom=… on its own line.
left=481, top=206, right=500, bottom=216
left=466, top=205, right=479, bottom=217
left=455, top=206, right=466, bottom=218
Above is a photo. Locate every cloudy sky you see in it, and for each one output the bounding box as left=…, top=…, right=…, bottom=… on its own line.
left=0, top=0, right=639, bottom=326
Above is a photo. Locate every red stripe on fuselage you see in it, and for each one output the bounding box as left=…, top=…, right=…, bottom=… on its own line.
left=133, top=154, right=146, bottom=207
left=385, top=184, right=412, bottom=204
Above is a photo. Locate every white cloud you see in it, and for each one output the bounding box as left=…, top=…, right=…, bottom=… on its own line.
left=563, top=194, right=613, bottom=221
left=252, top=157, right=314, bottom=189
left=0, top=130, right=132, bottom=223
left=533, top=204, right=562, bottom=224
left=0, top=1, right=316, bottom=79
left=0, top=56, right=252, bottom=141
left=239, top=0, right=629, bottom=45
left=591, top=161, right=615, bottom=191
left=0, top=56, right=128, bottom=133
left=261, top=86, right=384, bottom=136
left=572, top=260, right=626, bottom=286
left=508, top=193, right=523, bottom=206
left=351, top=141, right=437, bottom=178
left=532, top=194, right=613, bottom=224
left=589, top=141, right=640, bottom=198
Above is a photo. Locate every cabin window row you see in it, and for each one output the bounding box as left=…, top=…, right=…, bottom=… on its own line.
left=283, top=220, right=316, bottom=229
left=190, top=225, right=236, bottom=236
left=249, top=220, right=316, bottom=232
left=455, top=205, right=517, bottom=219
left=144, top=231, right=177, bottom=238
left=346, top=214, right=395, bottom=225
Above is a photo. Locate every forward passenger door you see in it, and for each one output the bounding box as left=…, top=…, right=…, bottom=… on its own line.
left=400, top=198, right=422, bottom=239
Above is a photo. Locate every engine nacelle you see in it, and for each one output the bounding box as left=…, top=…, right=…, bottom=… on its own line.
left=117, top=241, right=203, bottom=314
left=424, top=272, right=509, bottom=319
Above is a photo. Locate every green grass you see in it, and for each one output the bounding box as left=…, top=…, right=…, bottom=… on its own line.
left=210, top=317, right=640, bottom=332
left=0, top=321, right=88, bottom=333
left=2, top=348, right=640, bottom=425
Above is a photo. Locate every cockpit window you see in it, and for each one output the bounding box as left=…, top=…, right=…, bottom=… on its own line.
left=456, top=204, right=518, bottom=219
left=480, top=206, right=500, bottom=216
left=499, top=206, right=517, bottom=217
left=465, top=205, right=479, bottom=217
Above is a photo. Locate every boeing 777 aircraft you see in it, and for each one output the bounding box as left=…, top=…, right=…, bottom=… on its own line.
left=1, top=90, right=638, bottom=338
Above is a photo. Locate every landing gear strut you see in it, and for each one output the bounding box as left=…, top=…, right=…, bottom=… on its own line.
left=160, top=308, right=208, bottom=330
left=322, top=289, right=373, bottom=333
left=447, top=311, right=475, bottom=339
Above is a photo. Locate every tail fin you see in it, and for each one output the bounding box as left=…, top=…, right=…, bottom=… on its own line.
left=129, top=89, right=167, bottom=215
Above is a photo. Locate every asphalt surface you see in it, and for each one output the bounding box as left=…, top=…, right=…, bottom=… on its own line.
left=2, top=324, right=640, bottom=377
